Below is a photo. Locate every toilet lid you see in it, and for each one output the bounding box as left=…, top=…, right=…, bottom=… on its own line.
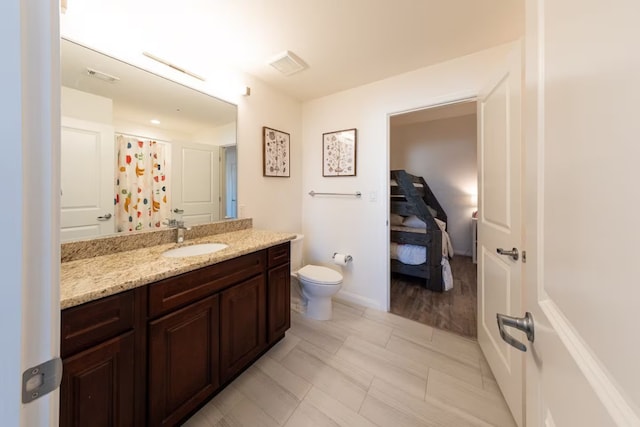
left=297, top=265, right=343, bottom=285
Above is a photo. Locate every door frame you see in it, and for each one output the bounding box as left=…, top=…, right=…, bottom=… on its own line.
left=385, top=93, right=477, bottom=312
left=1, top=0, right=61, bottom=424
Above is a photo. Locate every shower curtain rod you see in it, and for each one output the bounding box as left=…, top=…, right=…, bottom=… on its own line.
left=116, top=132, right=171, bottom=144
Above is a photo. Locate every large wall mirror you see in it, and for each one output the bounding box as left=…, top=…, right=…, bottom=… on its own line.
left=60, top=38, right=238, bottom=242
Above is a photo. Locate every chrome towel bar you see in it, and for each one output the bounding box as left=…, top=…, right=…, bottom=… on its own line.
left=308, top=190, right=362, bottom=197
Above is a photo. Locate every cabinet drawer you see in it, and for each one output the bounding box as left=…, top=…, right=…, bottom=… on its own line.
left=148, top=251, right=266, bottom=318
left=61, top=290, right=135, bottom=358
left=267, top=242, right=290, bottom=268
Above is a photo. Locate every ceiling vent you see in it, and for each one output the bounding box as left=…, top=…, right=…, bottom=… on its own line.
left=86, top=67, right=120, bottom=83
left=268, top=51, right=307, bottom=76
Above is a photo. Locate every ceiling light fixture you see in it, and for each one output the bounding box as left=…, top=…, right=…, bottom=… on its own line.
left=150, top=119, right=161, bottom=125
left=142, top=52, right=206, bottom=82
left=86, top=67, right=120, bottom=83
left=268, top=50, right=307, bottom=76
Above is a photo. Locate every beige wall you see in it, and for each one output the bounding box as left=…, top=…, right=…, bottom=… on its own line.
left=391, top=113, right=477, bottom=256
left=235, top=73, right=302, bottom=232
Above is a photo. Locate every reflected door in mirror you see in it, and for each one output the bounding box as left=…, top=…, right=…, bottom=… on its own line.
left=61, top=117, right=115, bottom=241
left=172, top=142, right=220, bottom=225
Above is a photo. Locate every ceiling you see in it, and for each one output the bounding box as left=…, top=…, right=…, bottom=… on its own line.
left=60, top=0, right=524, bottom=101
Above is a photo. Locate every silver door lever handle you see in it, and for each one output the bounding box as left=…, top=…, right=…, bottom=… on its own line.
left=496, top=312, right=534, bottom=352
left=497, top=247, right=519, bottom=261
left=97, top=213, right=112, bottom=221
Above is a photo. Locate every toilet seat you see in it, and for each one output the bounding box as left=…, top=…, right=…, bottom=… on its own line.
left=297, top=265, right=342, bottom=285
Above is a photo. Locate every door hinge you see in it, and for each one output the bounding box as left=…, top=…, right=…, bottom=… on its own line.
left=22, top=357, right=63, bottom=403
left=522, top=250, right=527, bottom=263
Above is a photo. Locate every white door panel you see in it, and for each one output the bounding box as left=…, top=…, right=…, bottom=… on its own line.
left=525, top=0, right=640, bottom=425
left=61, top=117, right=114, bottom=240
left=481, top=251, right=513, bottom=365
left=481, top=76, right=511, bottom=230
left=477, top=44, right=523, bottom=426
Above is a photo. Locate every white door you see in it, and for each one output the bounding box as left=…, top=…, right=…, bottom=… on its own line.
left=172, top=141, right=220, bottom=225
left=524, top=0, right=640, bottom=425
left=60, top=117, right=115, bottom=241
left=477, top=44, right=523, bottom=425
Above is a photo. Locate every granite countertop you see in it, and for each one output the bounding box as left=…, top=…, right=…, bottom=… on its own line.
left=61, top=228, right=296, bottom=309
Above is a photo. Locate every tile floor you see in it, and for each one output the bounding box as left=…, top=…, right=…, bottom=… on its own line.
left=183, top=300, right=516, bottom=427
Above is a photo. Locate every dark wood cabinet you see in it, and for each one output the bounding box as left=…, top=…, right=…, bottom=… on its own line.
left=60, top=331, right=135, bottom=427
left=267, top=262, right=290, bottom=344
left=148, top=295, right=220, bottom=427
left=267, top=243, right=291, bottom=345
left=61, top=244, right=290, bottom=427
left=60, top=291, right=136, bottom=427
left=220, top=275, right=266, bottom=382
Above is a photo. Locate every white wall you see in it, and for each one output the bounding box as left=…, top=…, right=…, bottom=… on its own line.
left=61, top=86, right=112, bottom=123
left=201, top=121, right=237, bottom=147
left=235, top=74, right=302, bottom=232
left=302, top=43, right=512, bottom=310
left=390, top=113, right=477, bottom=256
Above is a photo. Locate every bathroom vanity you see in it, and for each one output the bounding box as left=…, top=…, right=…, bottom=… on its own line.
left=59, top=226, right=293, bottom=427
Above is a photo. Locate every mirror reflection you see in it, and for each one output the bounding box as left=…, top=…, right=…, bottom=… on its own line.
left=60, top=39, right=238, bottom=242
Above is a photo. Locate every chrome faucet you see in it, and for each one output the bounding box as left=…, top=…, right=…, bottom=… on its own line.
left=164, top=218, right=191, bottom=243
left=176, top=221, right=191, bottom=243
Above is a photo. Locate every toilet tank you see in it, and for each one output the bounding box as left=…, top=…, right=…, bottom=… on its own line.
left=290, top=234, right=304, bottom=272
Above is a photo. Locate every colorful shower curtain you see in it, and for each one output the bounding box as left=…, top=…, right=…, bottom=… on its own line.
left=115, top=134, right=169, bottom=232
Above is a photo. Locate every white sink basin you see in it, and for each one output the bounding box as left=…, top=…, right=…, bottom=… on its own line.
left=162, top=243, right=228, bottom=258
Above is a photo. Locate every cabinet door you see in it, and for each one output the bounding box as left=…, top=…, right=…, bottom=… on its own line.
left=220, top=275, right=266, bottom=382
left=268, top=263, right=290, bottom=344
left=60, top=331, right=135, bottom=427
left=148, top=295, right=220, bottom=427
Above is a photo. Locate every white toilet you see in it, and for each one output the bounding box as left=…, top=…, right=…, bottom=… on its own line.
left=290, top=234, right=343, bottom=320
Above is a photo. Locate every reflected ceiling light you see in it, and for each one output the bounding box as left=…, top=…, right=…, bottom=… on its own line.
left=150, top=119, right=161, bottom=125
left=142, top=51, right=206, bottom=82
left=86, top=67, right=120, bottom=83
left=268, top=50, right=307, bottom=76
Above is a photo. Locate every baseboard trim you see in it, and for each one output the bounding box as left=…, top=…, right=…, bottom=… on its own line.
left=335, top=290, right=382, bottom=311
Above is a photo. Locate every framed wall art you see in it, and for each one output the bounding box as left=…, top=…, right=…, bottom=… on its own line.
left=323, top=128, right=357, bottom=177
left=263, top=126, right=290, bottom=177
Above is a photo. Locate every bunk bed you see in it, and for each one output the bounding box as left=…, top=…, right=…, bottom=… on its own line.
left=390, top=170, right=451, bottom=291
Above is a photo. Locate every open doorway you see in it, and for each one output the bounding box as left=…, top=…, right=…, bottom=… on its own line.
left=389, top=100, right=478, bottom=338
left=220, top=145, right=237, bottom=219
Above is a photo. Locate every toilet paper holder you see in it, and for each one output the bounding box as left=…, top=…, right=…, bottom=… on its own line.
left=332, top=253, right=353, bottom=263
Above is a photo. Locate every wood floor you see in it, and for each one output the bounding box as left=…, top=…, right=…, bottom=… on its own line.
left=390, top=255, right=477, bottom=338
